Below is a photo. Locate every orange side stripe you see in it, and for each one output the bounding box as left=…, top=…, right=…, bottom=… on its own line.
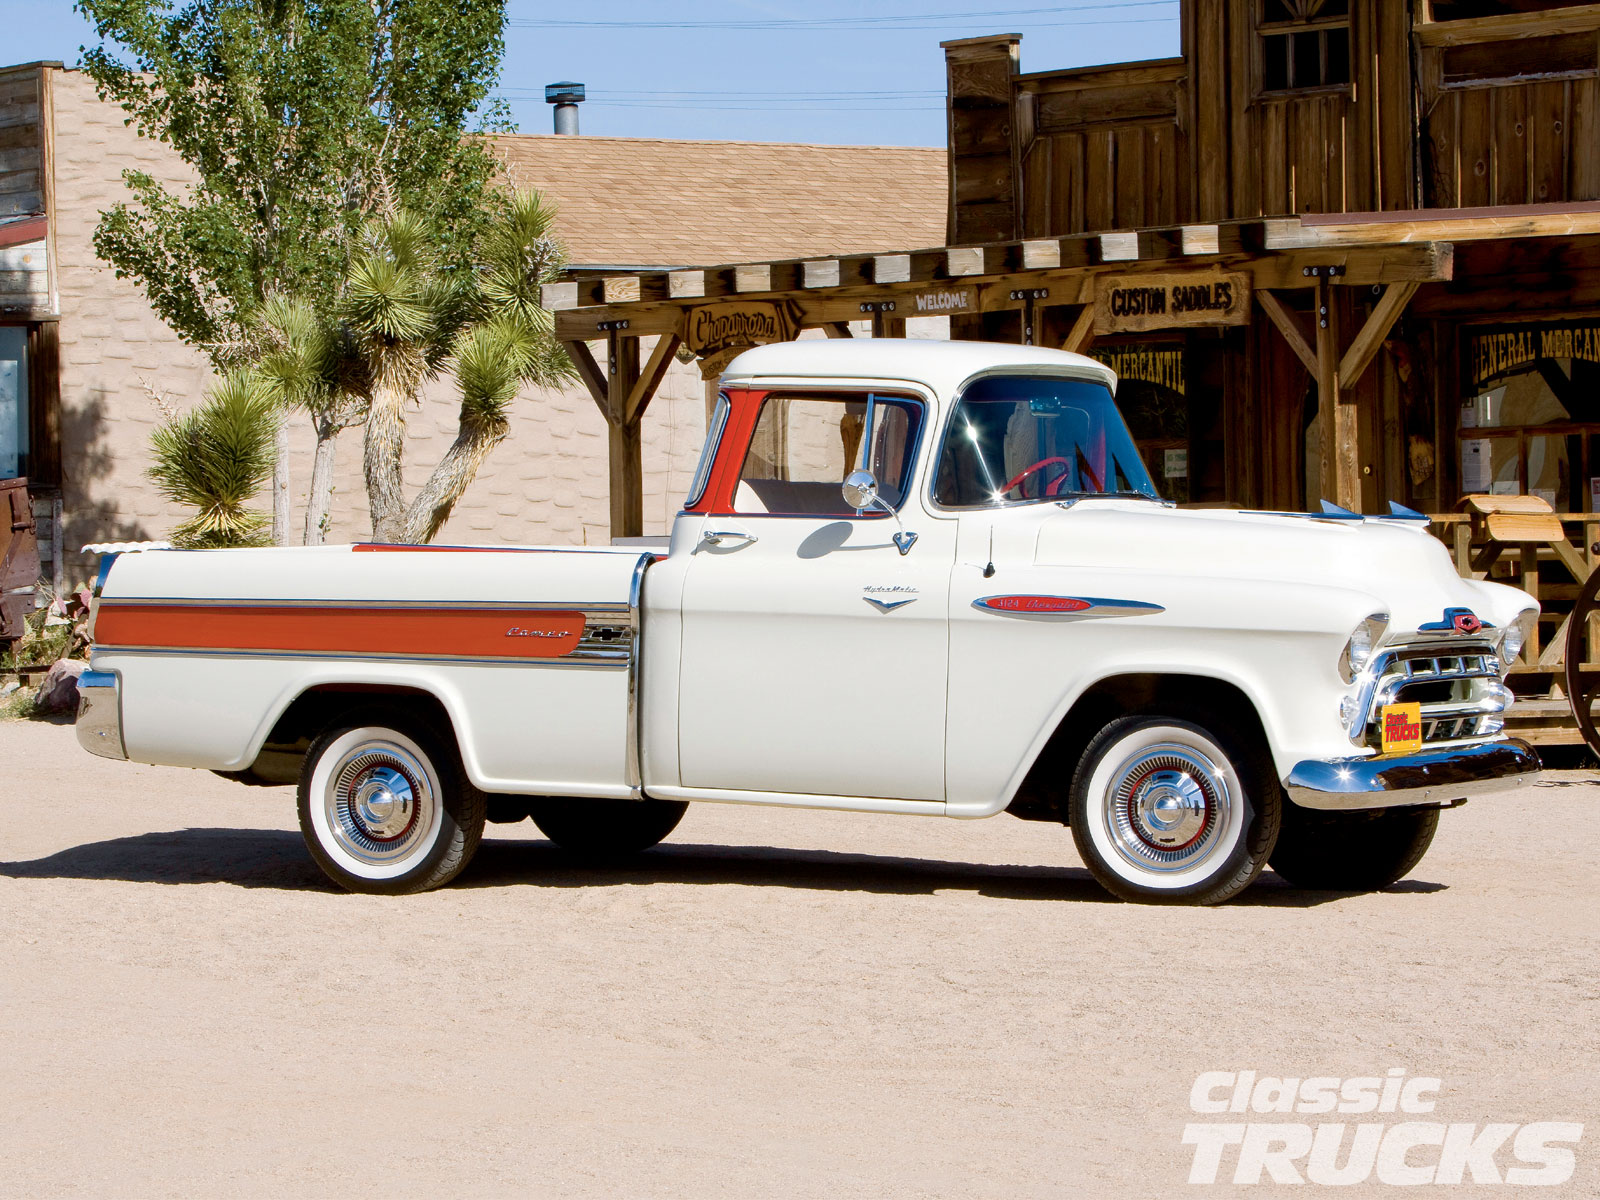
left=93, top=605, right=589, bottom=659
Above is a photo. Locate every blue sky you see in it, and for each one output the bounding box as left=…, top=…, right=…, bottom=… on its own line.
left=9, top=0, right=1180, bottom=146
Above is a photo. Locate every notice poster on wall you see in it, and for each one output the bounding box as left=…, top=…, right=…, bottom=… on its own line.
left=1461, top=438, right=1491, bottom=494
left=1164, top=448, right=1189, bottom=479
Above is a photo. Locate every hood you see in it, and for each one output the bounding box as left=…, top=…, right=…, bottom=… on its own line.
left=1031, top=501, right=1533, bottom=636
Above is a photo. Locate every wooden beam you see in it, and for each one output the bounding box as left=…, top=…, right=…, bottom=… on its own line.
left=607, top=333, right=643, bottom=540
left=873, top=254, right=911, bottom=283
left=561, top=338, right=610, bottom=420
left=1062, top=304, right=1096, bottom=354
left=822, top=322, right=854, bottom=338
left=946, top=246, right=985, bottom=276
left=1020, top=239, right=1060, bottom=269
left=1338, top=281, right=1419, bottom=390
left=803, top=259, right=840, bottom=288
left=1315, top=277, right=1361, bottom=509
left=601, top=276, right=640, bottom=305
left=1099, top=231, right=1140, bottom=261
left=624, top=332, right=682, bottom=426
left=668, top=270, right=706, bottom=299
left=542, top=281, right=579, bottom=310
left=734, top=263, right=771, bottom=293
left=1179, top=225, right=1221, bottom=255
left=552, top=244, right=1455, bottom=341
left=1256, top=290, right=1318, bottom=376
left=1414, top=4, right=1600, bottom=47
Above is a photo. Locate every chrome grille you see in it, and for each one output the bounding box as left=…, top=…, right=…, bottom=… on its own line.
left=1361, top=642, right=1505, bottom=749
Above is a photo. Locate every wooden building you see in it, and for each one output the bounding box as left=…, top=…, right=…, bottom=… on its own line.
left=545, top=0, right=1600, bottom=742
left=549, top=1, right=1600, bottom=520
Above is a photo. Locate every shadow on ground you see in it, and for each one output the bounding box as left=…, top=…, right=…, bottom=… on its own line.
left=0, top=827, right=1442, bottom=906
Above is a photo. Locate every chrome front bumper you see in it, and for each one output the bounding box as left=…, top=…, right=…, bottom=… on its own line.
left=75, top=669, right=127, bottom=761
left=1284, top=739, right=1540, bottom=810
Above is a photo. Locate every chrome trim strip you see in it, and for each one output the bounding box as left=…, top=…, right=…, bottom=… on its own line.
left=625, top=552, right=650, bottom=793
left=89, top=646, right=631, bottom=669
left=1284, top=739, right=1540, bottom=810
left=75, top=670, right=127, bottom=760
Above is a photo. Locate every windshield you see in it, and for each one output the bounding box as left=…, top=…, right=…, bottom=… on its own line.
left=932, top=374, right=1160, bottom=507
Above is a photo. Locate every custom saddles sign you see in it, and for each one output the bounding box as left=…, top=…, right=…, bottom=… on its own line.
left=1094, top=271, right=1251, bottom=335
left=686, top=301, right=800, bottom=379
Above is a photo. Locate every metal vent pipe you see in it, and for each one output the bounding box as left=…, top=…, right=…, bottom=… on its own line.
left=545, top=81, right=585, bottom=134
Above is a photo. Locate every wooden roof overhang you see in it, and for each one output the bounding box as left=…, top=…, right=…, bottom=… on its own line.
left=547, top=203, right=1600, bottom=532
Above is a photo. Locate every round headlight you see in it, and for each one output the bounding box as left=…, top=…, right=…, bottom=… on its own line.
left=1339, top=613, right=1389, bottom=683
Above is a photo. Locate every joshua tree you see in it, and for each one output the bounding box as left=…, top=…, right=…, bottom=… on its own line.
left=250, top=295, right=363, bottom=545
left=338, top=190, right=573, bottom=543
left=147, top=370, right=278, bottom=548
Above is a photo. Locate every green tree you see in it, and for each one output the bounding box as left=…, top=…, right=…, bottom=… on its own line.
left=332, top=191, right=573, bottom=543
left=78, top=0, right=513, bottom=542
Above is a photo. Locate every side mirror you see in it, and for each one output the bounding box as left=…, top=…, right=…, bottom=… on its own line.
left=842, top=469, right=879, bottom=512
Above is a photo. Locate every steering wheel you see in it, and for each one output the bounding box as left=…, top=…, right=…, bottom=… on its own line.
left=1001, top=456, right=1074, bottom=499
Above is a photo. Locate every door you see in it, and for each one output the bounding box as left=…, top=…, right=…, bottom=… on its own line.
left=676, top=389, right=952, bottom=802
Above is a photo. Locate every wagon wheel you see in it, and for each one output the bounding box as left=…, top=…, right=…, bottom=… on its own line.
left=1564, top=551, right=1600, bottom=759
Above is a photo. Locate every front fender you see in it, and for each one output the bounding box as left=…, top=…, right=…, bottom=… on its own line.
left=943, top=570, right=1387, bottom=817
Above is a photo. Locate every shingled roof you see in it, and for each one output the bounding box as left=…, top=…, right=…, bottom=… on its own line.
left=489, top=134, right=947, bottom=269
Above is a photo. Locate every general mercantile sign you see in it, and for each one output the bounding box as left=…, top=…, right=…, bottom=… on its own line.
left=1470, top=321, right=1600, bottom=387
left=686, top=300, right=800, bottom=379
left=1094, top=271, right=1251, bottom=335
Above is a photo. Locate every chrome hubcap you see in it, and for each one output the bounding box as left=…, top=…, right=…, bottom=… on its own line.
left=1105, top=744, right=1234, bottom=874
left=326, top=744, right=435, bottom=866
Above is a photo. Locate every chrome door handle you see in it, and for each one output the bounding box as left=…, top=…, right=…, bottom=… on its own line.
left=700, top=528, right=758, bottom=548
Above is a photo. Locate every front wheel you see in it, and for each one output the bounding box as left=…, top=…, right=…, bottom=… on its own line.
left=298, top=713, right=485, bottom=895
left=1269, top=804, right=1439, bottom=891
left=1068, top=715, right=1281, bottom=905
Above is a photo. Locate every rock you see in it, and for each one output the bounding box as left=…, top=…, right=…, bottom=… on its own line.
left=0, top=680, right=18, bottom=697
left=37, top=658, right=89, bottom=713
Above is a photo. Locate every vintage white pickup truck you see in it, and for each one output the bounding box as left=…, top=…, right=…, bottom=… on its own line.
left=77, top=340, right=1541, bottom=903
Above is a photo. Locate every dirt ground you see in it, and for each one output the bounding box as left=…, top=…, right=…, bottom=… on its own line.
left=0, top=718, right=1595, bottom=1199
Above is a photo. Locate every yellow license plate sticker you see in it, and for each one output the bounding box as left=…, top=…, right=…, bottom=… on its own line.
left=1380, top=702, right=1423, bottom=754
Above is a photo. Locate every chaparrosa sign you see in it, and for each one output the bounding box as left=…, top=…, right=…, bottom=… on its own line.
left=686, top=301, right=800, bottom=379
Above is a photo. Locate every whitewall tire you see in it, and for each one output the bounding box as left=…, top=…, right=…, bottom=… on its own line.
left=1069, top=716, right=1280, bottom=905
left=298, top=714, right=485, bottom=895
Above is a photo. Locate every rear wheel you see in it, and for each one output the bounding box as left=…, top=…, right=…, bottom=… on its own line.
left=1269, top=804, right=1439, bottom=891
left=297, top=711, right=485, bottom=895
left=528, top=796, right=688, bottom=859
left=1068, top=715, right=1280, bottom=905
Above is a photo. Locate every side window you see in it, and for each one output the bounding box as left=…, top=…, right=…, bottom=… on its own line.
left=733, top=393, right=922, bottom=516
left=684, top=392, right=729, bottom=508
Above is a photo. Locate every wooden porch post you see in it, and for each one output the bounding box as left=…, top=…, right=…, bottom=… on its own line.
left=561, top=330, right=682, bottom=542
left=606, top=330, right=642, bottom=539
left=1260, top=279, right=1419, bottom=510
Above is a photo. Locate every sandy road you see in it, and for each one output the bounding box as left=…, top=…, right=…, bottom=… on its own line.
left=0, top=718, right=1596, bottom=1198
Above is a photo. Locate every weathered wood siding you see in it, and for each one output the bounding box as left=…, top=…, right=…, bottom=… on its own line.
left=1017, top=60, right=1186, bottom=234
left=1418, top=9, right=1600, bottom=208
left=944, top=35, right=1021, bottom=245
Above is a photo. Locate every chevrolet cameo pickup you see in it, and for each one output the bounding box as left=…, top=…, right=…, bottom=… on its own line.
left=77, top=340, right=1541, bottom=903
